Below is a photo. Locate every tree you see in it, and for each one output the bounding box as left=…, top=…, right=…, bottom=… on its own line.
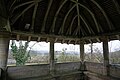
left=11, top=40, right=31, bottom=66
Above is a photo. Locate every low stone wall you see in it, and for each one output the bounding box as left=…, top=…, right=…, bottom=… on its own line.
left=7, top=64, right=50, bottom=80
left=110, top=65, right=120, bottom=79
left=7, top=62, right=81, bottom=80
left=85, top=62, right=120, bottom=80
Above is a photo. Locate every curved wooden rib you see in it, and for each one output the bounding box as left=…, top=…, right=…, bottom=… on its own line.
left=91, top=0, right=113, bottom=30
left=31, top=2, right=38, bottom=30
left=12, top=3, right=35, bottom=24
left=11, top=1, right=34, bottom=12
left=66, top=15, right=78, bottom=35
left=73, top=15, right=95, bottom=35
left=76, top=0, right=80, bottom=32
left=71, top=0, right=101, bottom=33
left=112, top=0, right=120, bottom=14
left=58, top=4, right=77, bottom=34
left=79, top=15, right=95, bottom=34
left=41, top=0, right=53, bottom=33
left=50, top=0, right=68, bottom=33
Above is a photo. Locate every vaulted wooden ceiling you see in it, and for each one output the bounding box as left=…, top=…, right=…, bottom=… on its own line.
left=0, top=0, right=120, bottom=44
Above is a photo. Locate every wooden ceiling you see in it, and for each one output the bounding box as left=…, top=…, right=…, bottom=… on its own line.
left=0, top=0, right=120, bottom=44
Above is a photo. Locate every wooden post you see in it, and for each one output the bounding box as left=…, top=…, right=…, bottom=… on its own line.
left=0, top=33, right=10, bottom=70
left=49, top=38, right=55, bottom=77
left=80, top=40, right=84, bottom=62
left=102, top=37, right=110, bottom=76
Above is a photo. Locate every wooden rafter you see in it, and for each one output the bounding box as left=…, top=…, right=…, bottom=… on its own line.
left=96, top=38, right=101, bottom=42
left=89, top=39, right=92, bottom=43
left=112, top=0, right=120, bottom=14
left=37, top=37, right=41, bottom=42
left=16, top=35, right=20, bottom=41
left=50, top=0, right=68, bottom=33
left=41, top=0, right=53, bottom=33
left=116, top=35, right=120, bottom=40
left=74, top=39, right=78, bottom=45
left=11, top=1, right=34, bottom=12
left=62, top=39, right=65, bottom=44
left=46, top=38, right=49, bottom=43
left=81, top=27, right=87, bottom=36
left=91, top=0, right=114, bottom=30
left=79, top=15, right=95, bottom=34
left=71, top=0, right=101, bottom=33
left=12, top=3, right=35, bottom=24
left=28, top=36, right=31, bottom=42
left=31, top=1, right=38, bottom=31
left=66, top=15, right=78, bottom=35
left=12, top=29, right=120, bottom=43
left=67, top=40, right=71, bottom=44
left=54, top=38, right=58, bottom=42
left=58, top=4, right=77, bottom=34
left=76, top=0, right=81, bottom=35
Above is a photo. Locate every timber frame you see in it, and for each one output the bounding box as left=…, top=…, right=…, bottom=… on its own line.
left=0, top=0, right=120, bottom=44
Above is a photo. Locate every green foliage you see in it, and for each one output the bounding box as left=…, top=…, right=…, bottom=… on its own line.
left=11, top=40, right=31, bottom=66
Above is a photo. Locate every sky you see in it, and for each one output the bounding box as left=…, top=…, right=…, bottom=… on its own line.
left=9, top=40, right=120, bottom=53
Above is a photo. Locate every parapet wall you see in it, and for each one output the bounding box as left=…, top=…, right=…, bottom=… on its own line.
left=7, top=62, right=81, bottom=80
left=85, top=62, right=120, bottom=80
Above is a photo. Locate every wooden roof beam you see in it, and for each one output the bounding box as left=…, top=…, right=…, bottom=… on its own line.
left=16, top=35, right=20, bottom=41
left=61, top=39, right=65, bottom=44
left=112, top=0, right=120, bottom=14
left=76, top=0, right=81, bottom=35
left=28, top=36, right=31, bottom=42
left=37, top=37, right=41, bottom=42
left=31, top=1, right=38, bottom=31
left=67, top=40, right=71, bottom=44
left=50, top=0, right=68, bottom=33
left=41, top=0, right=53, bottom=33
left=96, top=38, right=101, bottom=43
left=12, top=31, right=120, bottom=42
left=91, top=0, right=114, bottom=30
left=11, top=1, right=34, bottom=12
left=79, top=15, right=95, bottom=34
left=66, top=15, right=78, bottom=35
left=12, top=3, right=35, bottom=24
left=71, top=0, right=102, bottom=33
left=74, top=40, right=78, bottom=45
left=58, top=4, right=77, bottom=34
left=54, top=38, right=58, bottom=43
left=46, top=38, right=49, bottom=43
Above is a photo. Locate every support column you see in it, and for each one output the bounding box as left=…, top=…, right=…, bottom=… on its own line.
left=80, top=40, right=84, bottom=62
left=102, top=37, right=110, bottom=76
left=49, top=38, right=55, bottom=77
left=0, top=33, right=10, bottom=70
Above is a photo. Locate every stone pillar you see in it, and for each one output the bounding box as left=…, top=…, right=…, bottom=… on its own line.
left=0, top=33, right=10, bottom=70
left=49, top=38, right=55, bottom=78
left=102, top=37, right=110, bottom=76
left=80, top=40, right=84, bottom=62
